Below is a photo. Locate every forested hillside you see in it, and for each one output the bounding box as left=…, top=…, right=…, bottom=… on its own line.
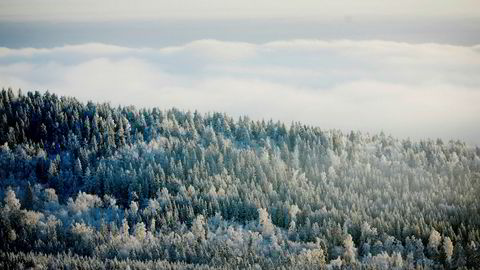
left=0, top=89, right=479, bottom=269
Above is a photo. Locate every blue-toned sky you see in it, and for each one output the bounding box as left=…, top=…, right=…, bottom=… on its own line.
left=1, top=1, right=479, bottom=144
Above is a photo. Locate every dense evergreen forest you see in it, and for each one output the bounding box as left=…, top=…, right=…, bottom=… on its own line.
left=0, top=89, right=479, bottom=269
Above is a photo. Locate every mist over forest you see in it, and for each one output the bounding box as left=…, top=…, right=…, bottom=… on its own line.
left=0, top=89, right=479, bottom=269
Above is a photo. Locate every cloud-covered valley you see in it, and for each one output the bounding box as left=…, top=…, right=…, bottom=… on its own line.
left=1, top=40, right=479, bottom=144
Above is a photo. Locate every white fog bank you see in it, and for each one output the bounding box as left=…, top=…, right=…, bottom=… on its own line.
left=1, top=39, right=479, bottom=144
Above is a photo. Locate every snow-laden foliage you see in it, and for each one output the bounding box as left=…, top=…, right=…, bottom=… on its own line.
left=0, top=89, right=479, bottom=269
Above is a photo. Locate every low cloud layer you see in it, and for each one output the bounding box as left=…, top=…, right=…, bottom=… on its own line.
left=0, top=40, right=479, bottom=144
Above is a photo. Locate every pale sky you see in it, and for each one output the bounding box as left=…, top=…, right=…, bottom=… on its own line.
left=0, top=0, right=479, bottom=21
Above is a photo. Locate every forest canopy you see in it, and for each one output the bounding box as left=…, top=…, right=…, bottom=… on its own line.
left=0, top=89, right=479, bottom=269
